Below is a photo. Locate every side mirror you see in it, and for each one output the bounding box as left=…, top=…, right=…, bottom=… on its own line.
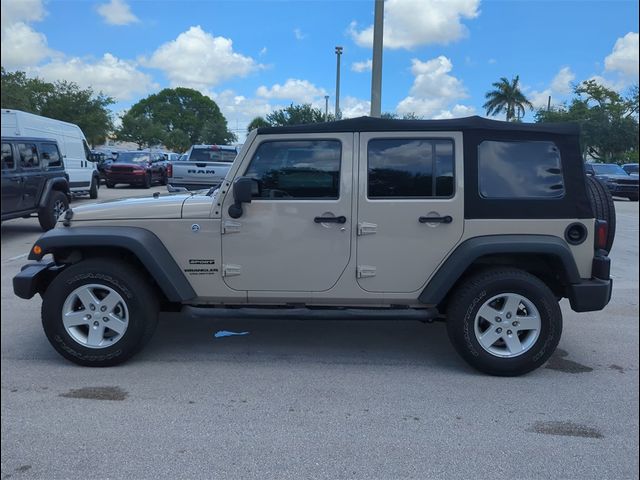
left=228, top=177, right=258, bottom=218
left=87, top=153, right=101, bottom=163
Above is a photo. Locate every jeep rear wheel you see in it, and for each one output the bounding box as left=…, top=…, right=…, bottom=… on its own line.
left=586, top=176, right=616, bottom=252
left=41, top=259, right=159, bottom=367
left=143, top=173, right=152, bottom=189
left=38, top=190, right=68, bottom=231
left=446, top=268, right=562, bottom=376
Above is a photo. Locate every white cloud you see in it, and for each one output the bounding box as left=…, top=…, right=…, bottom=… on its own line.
left=351, top=59, right=372, bottom=73
left=432, top=104, right=476, bottom=119
left=293, top=28, right=307, bottom=40
left=488, top=58, right=497, bottom=65
left=32, top=53, right=157, bottom=101
left=0, top=0, right=54, bottom=69
left=604, top=32, right=639, bottom=79
left=97, top=0, right=139, bottom=26
left=340, top=96, right=371, bottom=118
left=256, top=79, right=327, bottom=104
left=349, top=0, right=480, bottom=50
left=396, top=56, right=469, bottom=117
left=1, top=22, right=53, bottom=69
left=1, top=0, right=45, bottom=30
left=529, top=66, right=576, bottom=109
left=259, top=47, right=268, bottom=56
left=142, top=26, right=261, bottom=90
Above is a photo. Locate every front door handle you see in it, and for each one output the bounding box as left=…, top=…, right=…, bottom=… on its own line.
left=419, top=215, right=453, bottom=224
left=314, top=216, right=347, bottom=224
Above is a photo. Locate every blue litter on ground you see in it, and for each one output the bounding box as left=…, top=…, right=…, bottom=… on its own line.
left=214, top=330, right=250, bottom=338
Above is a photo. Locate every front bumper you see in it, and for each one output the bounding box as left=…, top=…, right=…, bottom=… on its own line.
left=106, top=172, right=147, bottom=184
left=13, top=261, right=65, bottom=299
left=567, top=255, right=613, bottom=312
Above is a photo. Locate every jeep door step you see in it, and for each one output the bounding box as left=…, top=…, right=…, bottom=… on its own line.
left=182, top=306, right=440, bottom=321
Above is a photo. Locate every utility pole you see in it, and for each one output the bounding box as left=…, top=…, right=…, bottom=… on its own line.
left=547, top=95, right=551, bottom=111
left=324, top=95, right=330, bottom=121
left=335, top=46, right=343, bottom=120
left=370, top=0, right=384, bottom=117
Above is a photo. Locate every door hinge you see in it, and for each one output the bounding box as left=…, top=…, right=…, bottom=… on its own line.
left=356, top=265, right=377, bottom=278
left=222, top=264, right=242, bottom=277
left=222, top=220, right=241, bottom=234
left=357, top=222, right=377, bottom=236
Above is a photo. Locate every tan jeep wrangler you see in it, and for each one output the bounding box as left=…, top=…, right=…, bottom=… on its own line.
left=13, top=116, right=614, bottom=376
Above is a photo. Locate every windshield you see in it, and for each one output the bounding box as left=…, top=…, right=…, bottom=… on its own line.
left=190, top=148, right=237, bottom=163
left=115, top=152, right=151, bottom=164
left=592, top=163, right=628, bottom=175
left=624, top=164, right=638, bottom=174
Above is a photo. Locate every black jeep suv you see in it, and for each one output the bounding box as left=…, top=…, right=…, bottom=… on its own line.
left=1, top=137, right=70, bottom=230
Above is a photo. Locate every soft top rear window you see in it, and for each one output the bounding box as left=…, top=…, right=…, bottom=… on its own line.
left=478, top=140, right=565, bottom=199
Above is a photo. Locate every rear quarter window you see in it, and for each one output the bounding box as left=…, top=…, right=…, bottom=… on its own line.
left=478, top=140, right=565, bottom=198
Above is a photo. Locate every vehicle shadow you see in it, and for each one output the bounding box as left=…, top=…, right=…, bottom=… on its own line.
left=0, top=221, right=43, bottom=242
left=141, top=312, right=465, bottom=372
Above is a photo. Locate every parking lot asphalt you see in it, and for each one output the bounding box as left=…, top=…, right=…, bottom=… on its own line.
left=1, top=188, right=638, bottom=480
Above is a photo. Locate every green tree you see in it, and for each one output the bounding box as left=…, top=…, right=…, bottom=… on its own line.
left=247, top=116, right=270, bottom=132
left=1, top=67, right=53, bottom=112
left=483, top=75, right=533, bottom=122
left=118, top=87, right=235, bottom=151
left=1, top=68, right=114, bottom=146
left=265, top=104, right=326, bottom=126
left=536, top=80, right=639, bottom=162
left=116, top=114, right=165, bottom=149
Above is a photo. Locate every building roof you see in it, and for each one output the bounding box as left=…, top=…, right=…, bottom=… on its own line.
left=256, top=115, right=580, bottom=136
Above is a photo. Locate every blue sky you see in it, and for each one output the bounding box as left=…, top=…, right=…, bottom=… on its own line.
left=1, top=0, right=638, bottom=139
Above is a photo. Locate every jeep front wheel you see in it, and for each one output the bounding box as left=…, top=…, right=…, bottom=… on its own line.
left=446, top=268, right=562, bottom=376
left=38, top=190, right=68, bottom=231
left=41, top=259, right=159, bottom=367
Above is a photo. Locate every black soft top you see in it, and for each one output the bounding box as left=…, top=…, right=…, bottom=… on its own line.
left=256, top=115, right=580, bottom=136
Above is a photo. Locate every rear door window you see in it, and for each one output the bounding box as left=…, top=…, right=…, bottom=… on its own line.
left=18, top=143, right=40, bottom=169
left=367, top=138, right=454, bottom=198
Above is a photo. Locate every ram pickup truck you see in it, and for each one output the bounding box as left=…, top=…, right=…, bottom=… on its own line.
left=167, top=144, right=238, bottom=191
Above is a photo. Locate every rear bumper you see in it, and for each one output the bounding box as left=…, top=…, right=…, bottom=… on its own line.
left=13, top=261, right=64, bottom=299
left=567, top=255, right=613, bottom=312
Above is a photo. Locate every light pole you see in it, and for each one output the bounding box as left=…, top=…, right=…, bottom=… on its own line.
left=324, top=95, right=330, bottom=121
left=370, top=0, right=384, bottom=117
left=335, top=46, right=343, bottom=120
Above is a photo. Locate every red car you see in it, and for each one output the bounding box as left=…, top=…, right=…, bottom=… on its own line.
left=105, top=151, right=168, bottom=189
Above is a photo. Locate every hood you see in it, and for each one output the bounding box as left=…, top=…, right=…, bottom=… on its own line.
left=596, top=174, right=638, bottom=182
left=71, top=194, right=191, bottom=221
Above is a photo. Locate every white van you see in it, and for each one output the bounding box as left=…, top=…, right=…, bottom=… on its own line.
left=1, top=109, right=100, bottom=198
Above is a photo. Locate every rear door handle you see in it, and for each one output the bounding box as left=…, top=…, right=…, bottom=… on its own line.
left=314, top=216, right=347, bottom=224
left=419, top=215, right=453, bottom=224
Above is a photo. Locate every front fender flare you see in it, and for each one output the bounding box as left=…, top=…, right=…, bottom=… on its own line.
left=28, top=226, right=196, bottom=302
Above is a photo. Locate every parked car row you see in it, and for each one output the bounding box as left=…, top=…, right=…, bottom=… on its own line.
left=585, top=162, right=639, bottom=201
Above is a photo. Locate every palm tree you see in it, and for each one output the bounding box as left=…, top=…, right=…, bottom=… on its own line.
left=483, top=76, right=534, bottom=122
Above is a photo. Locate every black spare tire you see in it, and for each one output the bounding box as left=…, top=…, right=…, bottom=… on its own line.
left=585, top=175, right=616, bottom=252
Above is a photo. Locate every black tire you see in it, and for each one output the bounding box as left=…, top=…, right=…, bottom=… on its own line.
left=160, top=171, right=168, bottom=186
left=628, top=194, right=638, bottom=202
left=38, top=190, right=69, bottom=231
left=446, top=268, right=562, bottom=376
left=143, top=173, right=152, bottom=189
left=586, top=176, right=616, bottom=252
left=106, top=181, right=115, bottom=189
left=89, top=176, right=99, bottom=199
left=41, top=259, right=159, bottom=367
